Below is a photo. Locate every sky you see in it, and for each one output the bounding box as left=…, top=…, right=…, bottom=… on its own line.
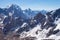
left=0, top=0, right=60, bottom=10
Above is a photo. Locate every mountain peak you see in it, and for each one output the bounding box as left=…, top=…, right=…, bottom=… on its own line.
left=8, top=4, right=20, bottom=9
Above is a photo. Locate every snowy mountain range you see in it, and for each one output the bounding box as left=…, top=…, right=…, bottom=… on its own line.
left=0, top=4, right=60, bottom=40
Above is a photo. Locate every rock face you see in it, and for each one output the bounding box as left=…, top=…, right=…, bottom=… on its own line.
left=0, top=29, right=4, bottom=40
left=0, top=26, right=5, bottom=40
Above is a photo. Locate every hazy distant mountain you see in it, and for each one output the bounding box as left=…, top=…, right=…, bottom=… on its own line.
left=23, top=8, right=39, bottom=19
left=23, top=8, right=47, bottom=19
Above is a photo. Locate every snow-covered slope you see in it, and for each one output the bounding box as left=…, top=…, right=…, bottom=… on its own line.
left=18, top=8, right=60, bottom=40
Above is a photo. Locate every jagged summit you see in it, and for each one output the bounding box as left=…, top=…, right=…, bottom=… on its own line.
left=7, top=4, right=20, bottom=8
left=8, top=4, right=22, bottom=10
